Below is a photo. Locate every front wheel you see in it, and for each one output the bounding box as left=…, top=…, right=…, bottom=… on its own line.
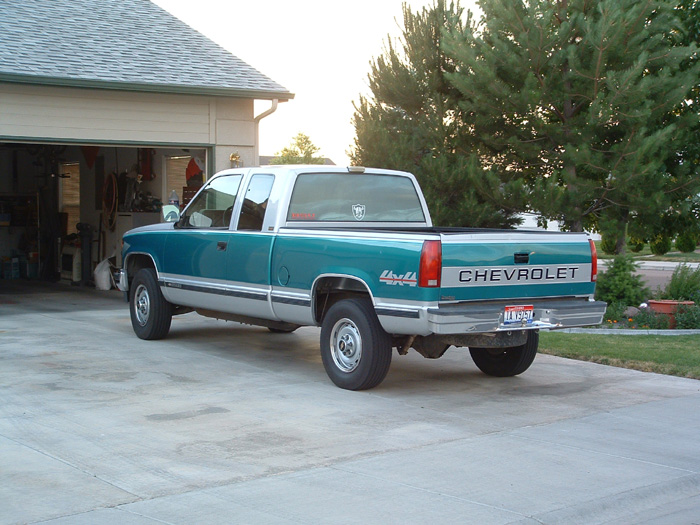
left=130, top=268, right=172, bottom=340
left=469, top=330, right=538, bottom=377
left=320, top=298, right=392, bottom=390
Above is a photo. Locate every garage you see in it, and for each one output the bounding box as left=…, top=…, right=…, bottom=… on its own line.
left=0, top=0, right=292, bottom=286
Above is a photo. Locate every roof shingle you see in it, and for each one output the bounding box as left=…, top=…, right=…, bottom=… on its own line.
left=0, top=0, right=293, bottom=99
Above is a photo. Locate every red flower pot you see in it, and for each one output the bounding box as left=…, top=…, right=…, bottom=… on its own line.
left=647, top=300, right=695, bottom=329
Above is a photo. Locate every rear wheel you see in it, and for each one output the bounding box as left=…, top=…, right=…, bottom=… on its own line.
left=320, top=298, right=392, bottom=390
left=469, top=330, right=538, bottom=377
left=130, top=268, right=172, bottom=340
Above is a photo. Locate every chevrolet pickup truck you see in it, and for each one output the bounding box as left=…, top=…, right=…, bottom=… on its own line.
left=118, top=165, right=606, bottom=390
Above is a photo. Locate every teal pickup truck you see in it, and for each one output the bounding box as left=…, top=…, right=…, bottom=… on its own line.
left=118, top=165, right=606, bottom=390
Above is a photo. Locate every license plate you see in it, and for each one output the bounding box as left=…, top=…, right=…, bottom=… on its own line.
left=503, top=305, right=534, bottom=325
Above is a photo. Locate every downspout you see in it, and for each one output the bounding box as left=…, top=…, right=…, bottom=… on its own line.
left=253, top=99, right=278, bottom=165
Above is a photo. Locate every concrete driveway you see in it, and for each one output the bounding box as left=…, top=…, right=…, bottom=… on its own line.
left=1, top=283, right=699, bottom=524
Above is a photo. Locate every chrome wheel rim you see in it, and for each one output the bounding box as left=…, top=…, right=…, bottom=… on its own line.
left=134, top=284, right=150, bottom=326
left=330, top=318, right=362, bottom=373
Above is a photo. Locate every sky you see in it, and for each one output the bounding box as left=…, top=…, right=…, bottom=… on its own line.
left=152, top=0, right=478, bottom=166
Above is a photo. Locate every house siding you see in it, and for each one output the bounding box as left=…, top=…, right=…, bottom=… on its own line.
left=0, top=84, right=257, bottom=168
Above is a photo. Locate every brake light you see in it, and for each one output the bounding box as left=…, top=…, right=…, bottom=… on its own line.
left=589, top=239, right=598, bottom=282
left=419, top=240, right=442, bottom=287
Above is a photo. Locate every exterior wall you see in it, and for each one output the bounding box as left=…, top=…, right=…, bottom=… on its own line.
left=0, top=82, right=264, bottom=268
left=0, top=83, right=258, bottom=171
left=210, top=97, right=256, bottom=170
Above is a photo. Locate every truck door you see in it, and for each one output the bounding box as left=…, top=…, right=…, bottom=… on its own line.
left=226, top=173, right=276, bottom=319
left=160, top=173, right=242, bottom=309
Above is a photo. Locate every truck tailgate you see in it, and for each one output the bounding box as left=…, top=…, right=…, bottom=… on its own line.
left=438, top=230, right=596, bottom=303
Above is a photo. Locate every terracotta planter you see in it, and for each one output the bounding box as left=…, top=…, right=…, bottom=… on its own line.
left=647, top=300, right=695, bottom=328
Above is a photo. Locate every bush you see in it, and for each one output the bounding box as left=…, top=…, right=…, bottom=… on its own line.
left=662, top=264, right=700, bottom=301
left=675, top=232, right=697, bottom=253
left=600, top=234, right=617, bottom=255
left=627, top=237, right=645, bottom=253
left=595, top=254, right=648, bottom=306
left=633, top=308, right=671, bottom=329
left=603, top=301, right=627, bottom=322
left=650, top=234, right=672, bottom=255
left=675, top=304, right=700, bottom=329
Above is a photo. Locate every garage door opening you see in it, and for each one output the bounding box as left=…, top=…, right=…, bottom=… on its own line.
left=0, top=142, right=209, bottom=286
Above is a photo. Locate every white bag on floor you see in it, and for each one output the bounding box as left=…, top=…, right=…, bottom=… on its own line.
left=94, top=258, right=112, bottom=290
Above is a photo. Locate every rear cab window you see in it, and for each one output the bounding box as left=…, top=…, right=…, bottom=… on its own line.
left=287, top=173, right=425, bottom=223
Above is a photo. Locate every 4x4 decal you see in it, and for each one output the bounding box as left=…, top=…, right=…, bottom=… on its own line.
left=379, top=270, right=417, bottom=287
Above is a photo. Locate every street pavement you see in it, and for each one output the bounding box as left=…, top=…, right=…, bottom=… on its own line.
left=600, top=259, right=700, bottom=292
left=1, top=282, right=699, bottom=524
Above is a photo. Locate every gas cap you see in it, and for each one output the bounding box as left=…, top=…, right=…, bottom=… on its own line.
left=278, top=266, right=290, bottom=286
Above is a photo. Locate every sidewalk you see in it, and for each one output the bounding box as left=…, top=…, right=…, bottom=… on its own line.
left=600, top=258, right=700, bottom=271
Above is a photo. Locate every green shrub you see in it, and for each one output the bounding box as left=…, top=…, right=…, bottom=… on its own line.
left=633, top=308, right=671, bottom=329
left=650, top=234, right=672, bottom=255
left=600, top=234, right=618, bottom=255
left=662, top=264, right=700, bottom=301
left=627, top=237, right=645, bottom=253
left=675, top=232, right=697, bottom=253
left=603, top=301, right=627, bottom=322
left=675, top=304, right=700, bottom=329
left=595, top=254, right=648, bottom=306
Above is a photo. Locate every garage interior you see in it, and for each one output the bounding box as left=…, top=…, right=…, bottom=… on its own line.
left=0, top=0, right=293, bottom=291
left=0, top=142, right=208, bottom=285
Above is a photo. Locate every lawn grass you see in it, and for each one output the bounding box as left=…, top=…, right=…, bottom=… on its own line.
left=539, top=331, right=700, bottom=380
left=648, top=251, right=700, bottom=263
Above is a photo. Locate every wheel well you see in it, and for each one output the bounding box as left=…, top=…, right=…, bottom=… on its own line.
left=125, top=254, right=156, bottom=290
left=313, top=276, right=372, bottom=325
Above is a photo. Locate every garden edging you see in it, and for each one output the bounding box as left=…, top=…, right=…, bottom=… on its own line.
left=559, top=328, right=700, bottom=336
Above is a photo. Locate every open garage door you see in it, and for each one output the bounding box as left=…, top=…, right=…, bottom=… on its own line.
left=0, top=142, right=209, bottom=287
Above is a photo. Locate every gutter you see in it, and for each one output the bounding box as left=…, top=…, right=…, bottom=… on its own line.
left=0, top=73, right=295, bottom=100
left=253, top=99, right=279, bottom=165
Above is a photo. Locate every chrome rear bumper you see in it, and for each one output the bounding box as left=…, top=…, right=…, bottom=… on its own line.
left=426, top=298, right=607, bottom=334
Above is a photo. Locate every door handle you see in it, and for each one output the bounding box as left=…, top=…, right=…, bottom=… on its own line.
left=514, top=252, right=529, bottom=264
left=217, top=241, right=228, bottom=251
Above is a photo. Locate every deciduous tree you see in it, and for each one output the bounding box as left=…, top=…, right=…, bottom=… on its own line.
left=272, top=133, right=325, bottom=165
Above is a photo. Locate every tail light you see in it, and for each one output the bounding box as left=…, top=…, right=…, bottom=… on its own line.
left=419, top=240, right=442, bottom=288
left=589, top=239, right=598, bottom=282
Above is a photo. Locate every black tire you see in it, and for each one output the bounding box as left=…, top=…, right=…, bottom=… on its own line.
left=130, top=268, right=172, bottom=340
left=320, top=298, right=392, bottom=390
left=469, top=330, right=539, bottom=377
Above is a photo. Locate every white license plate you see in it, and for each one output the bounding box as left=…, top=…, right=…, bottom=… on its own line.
left=503, top=305, right=534, bottom=325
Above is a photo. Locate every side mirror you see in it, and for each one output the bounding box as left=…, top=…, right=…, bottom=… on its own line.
left=162, top=204, right=180, bottom=223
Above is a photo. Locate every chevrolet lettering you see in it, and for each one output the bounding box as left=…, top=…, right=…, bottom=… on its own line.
left=443, top=264, right=589, bottom=287
left=118, top=165, right=606, bottom=390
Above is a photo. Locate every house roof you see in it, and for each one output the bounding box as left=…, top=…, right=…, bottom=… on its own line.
left=0, top=0, right=293, bottom=100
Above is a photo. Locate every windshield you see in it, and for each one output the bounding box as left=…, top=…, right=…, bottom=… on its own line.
left=288, top=173, right=425, bottom=222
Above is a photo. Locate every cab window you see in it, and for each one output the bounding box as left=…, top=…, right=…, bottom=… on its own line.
left=180, top=174, right=242, bottom=228
left=237, top=174, right=274, bottom=231
left=288, top=173, right=425, bottom=222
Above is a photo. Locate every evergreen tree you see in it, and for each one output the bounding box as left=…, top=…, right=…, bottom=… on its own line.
left=443, top=0, right=699, bottom=249
left=272, top=133, right=325, bottom=165
left=351, top=1, right=522, bottom=228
